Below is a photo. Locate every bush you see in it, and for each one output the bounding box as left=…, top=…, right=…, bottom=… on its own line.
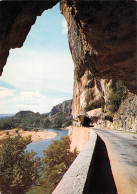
left=107, top=80, right=125, bottom=113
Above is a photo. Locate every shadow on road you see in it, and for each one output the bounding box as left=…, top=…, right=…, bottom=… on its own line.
left=83, top=136, right=117, bottom=194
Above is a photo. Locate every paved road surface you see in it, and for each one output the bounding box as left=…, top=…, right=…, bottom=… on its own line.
left=93, top=128, right=137, bottom=194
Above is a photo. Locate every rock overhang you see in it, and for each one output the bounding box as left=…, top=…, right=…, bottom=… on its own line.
left=0, top=0, right=136, bottom=94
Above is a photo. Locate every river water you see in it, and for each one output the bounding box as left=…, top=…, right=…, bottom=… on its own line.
left=26, top=128, right=68, bottom=158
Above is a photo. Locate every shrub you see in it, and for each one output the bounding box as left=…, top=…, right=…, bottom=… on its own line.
left=107, top=80, right=125, bottom=113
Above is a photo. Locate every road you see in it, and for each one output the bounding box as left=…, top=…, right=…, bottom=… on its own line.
left=93, top=128, right=137, bottom=194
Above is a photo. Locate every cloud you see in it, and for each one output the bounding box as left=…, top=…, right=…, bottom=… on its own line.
left=0, top=86, right=71, bottom=114
left=20, top=91, right=42, bottom=99
left=14, top=91, right=68, bottom=114
left=2, top=48, right=74, bottom=94
left=62, top=18, right=68, bottom=34
left=0, top=87, right=14, bottom=98
left=0, top=47, right=74, bottom=113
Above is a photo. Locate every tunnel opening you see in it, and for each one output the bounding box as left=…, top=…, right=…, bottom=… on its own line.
left=78, top=115, right=91, bottom=127
left=83, top=116, right=91, bottom=127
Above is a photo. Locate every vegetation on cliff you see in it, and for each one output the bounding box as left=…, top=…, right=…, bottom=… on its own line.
left=107, top=80, right=126, bottom=113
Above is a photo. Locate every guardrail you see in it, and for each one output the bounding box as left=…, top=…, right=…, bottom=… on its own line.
left=52, top=129, right=97, bottom=194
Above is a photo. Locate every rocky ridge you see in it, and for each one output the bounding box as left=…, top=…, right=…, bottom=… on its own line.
left=0, top=100, right=72, bottom=130
left=49, top=99, right=72, bottom=117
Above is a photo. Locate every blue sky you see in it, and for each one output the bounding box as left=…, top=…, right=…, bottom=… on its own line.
left=0, top=3, right=74, bottom=114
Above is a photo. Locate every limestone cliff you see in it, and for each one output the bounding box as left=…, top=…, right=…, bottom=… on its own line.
left=60, top=0, right=137, bottom=132
left=113, top=93, right=137, bottom=131
left=72, top=70, right=111, bottom=118
left=49, top=99, right=72, bottom=117
left=60, top=0, right=136, bottom=94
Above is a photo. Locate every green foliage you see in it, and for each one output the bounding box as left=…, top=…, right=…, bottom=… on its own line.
left=62, top=120, right=72, bottom=128
left=43, top=118, right=50, bottom=128
left=28, top=136, right=78, bottom=194
left=0, top=119, right=15, bottom=130
left=107, top=80, right=125, bottom=113
left=0, top=135, right=41, bottom=194
left=0, top=110, right=72, bottom=131
left=49, top=112, right=72, bottom=129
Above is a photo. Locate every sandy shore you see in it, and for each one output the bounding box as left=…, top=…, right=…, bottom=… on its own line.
left=0, top=128, right=57, bottom=143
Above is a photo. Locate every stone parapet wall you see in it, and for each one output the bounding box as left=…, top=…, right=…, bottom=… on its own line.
left=52, top=129, right=97, bottom=194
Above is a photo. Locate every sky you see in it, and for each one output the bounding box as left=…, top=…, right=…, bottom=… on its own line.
left=0, top=3, right=74, bottom=114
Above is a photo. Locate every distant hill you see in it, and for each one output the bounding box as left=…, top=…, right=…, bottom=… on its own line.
left=0, top=114, right=15, bottom=119
left=14, top=111, right=40, bottom=119
left=0, top=100, right=72, bottom=130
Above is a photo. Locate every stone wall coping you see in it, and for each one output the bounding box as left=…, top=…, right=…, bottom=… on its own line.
left=52, top=129, right=97, bottom=194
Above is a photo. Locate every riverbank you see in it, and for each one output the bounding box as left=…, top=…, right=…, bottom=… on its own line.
left=0, top=128, right=57, bottom=144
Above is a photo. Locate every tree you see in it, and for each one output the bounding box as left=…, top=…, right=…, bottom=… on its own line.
left=28, top=136, right=78, bottom=194
left=44, top=136, right=78, bottom=168
left=0, top=135, right=41, bottom=194
left=0, top=119, right=15, bottom=130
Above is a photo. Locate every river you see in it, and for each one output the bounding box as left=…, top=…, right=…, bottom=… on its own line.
left=26, top=128, right=68, bottom=158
